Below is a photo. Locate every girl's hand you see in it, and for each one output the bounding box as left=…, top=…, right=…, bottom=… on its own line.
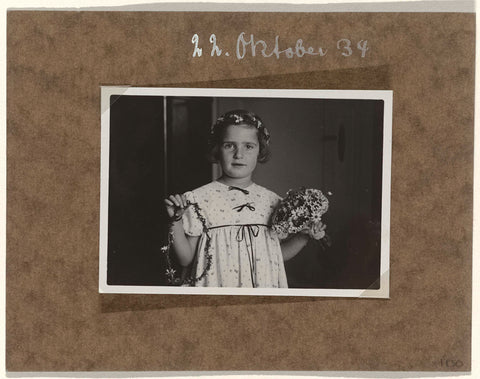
left=164, top=194, right=188, bottom=220
left=300, top=221, right=326, bottom=240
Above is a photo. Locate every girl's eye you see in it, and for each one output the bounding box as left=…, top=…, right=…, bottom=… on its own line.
left=223, top=143, right=234, bottom=149
left=246, top=144, right=255, bottom=150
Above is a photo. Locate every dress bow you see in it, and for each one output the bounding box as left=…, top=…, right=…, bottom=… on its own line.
left=233, top=202, right=255, bottom=212
left=228, top=186, right=250, bottom=195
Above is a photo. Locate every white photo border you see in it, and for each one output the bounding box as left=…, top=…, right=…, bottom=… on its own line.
left=99, top=86, right=392, bottom=298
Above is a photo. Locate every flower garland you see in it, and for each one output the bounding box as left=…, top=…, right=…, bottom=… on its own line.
left=161, top=201, right=213, bottom=286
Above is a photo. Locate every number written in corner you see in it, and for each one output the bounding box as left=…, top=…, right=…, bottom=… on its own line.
left=440, top=359, right=464, bottom=369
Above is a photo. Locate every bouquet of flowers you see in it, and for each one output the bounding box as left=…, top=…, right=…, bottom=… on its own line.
left=272, top=187, right=329, bottom=240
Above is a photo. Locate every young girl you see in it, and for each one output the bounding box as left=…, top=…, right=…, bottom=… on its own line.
left=164, top=109, right=325, bottom=288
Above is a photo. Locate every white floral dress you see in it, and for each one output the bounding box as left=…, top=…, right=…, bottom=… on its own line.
left=182, top=181, right=288, bottom=288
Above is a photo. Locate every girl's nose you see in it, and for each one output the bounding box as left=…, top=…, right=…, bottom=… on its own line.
left=234, top=147, right=244, bottom=158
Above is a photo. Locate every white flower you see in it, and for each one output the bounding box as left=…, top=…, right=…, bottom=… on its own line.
left=233, top=114, right=243, bottom=123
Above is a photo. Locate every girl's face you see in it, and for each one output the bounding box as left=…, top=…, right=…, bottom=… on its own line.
left=218, top=124, right=260, bottom=182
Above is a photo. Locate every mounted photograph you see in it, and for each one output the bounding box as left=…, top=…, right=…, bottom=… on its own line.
left=99, top=87, right=392, bottom=297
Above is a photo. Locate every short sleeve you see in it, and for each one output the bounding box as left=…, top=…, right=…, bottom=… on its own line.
left=182, top=191, right=203, bottom=237
left=272, top=192, right=282, bottom=206
left=266, top=190, right=283, bottom=222
left=269, top=191, right=282, bottom=210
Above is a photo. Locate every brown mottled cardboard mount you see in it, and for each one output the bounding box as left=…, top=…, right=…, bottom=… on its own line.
left=7, top=11, right=474, bottom=371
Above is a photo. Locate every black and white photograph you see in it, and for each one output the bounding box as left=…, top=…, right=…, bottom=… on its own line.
left=99, top=87, right=392, bottom=297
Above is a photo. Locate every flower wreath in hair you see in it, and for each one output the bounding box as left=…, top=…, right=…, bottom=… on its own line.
left=209, top=110, right=271, bottom=145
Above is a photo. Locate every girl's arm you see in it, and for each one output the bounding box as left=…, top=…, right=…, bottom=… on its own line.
left=280, top=234, right=310, bottom=261
left=170, top=220, right=199, bottom=267
left=280, top=221, right=326, bottom=261
left=165, top=194, right=199, bottom=267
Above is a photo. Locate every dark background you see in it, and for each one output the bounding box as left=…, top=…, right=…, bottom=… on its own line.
left=107, top=94, right=384, bottom=288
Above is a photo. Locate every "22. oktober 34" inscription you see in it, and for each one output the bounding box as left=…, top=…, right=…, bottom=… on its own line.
left=191, top=33, right=369, bottom=60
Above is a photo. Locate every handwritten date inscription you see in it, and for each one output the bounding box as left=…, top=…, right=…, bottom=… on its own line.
left=191, top=33, right=369, bottom=59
